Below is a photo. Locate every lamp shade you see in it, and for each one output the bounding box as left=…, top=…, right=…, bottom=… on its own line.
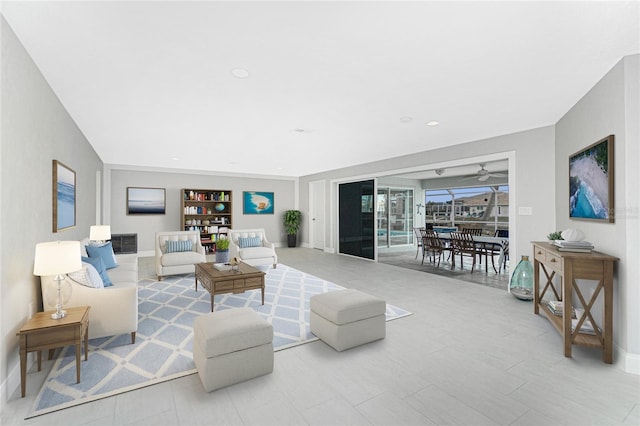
left=89, top=225, right=111, bottom=241
left=33, top=241, right=82, bottom=276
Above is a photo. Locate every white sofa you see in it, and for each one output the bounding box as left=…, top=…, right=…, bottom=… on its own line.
left=41, top=241, right=138, bottom=344
left=228, top=229, right=278, bottom=269
left=155, top=231, right=206, bottom=280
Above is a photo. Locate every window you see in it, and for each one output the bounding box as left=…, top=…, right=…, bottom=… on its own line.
left=425, top=185, right=508, bottom=235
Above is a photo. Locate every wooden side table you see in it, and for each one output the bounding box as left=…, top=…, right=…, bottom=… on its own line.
left=17, top=306, right=90, bottom=397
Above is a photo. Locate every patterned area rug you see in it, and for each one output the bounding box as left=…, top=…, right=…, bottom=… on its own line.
left=27, top=264, right=411, bottom=418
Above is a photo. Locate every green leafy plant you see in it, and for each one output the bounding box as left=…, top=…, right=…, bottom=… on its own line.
left=284, top=210, right=302, bottom=235
left=216, top=237, right=230, bottom=251
left=547, top=231, right=563, bottom=241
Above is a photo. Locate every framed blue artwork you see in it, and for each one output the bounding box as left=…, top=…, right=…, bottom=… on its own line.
left=243, top=191, right=274, bottom=214
left=52, top=160, right=76, bottom=232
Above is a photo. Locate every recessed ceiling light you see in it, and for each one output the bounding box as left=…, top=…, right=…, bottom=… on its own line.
left=231, top=68, right=250, bottom=79
left=400, top=116, right=413, bottom=123
left=427, top=120, right=440, bottom=127
left=171, top=157, right=180, bottom=161
left=292, top=128, right=306, bottom=133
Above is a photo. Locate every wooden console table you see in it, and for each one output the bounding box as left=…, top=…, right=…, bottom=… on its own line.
left=17, top=306, right=90, bottom=397
left=532, top=242, right=618, bottom=363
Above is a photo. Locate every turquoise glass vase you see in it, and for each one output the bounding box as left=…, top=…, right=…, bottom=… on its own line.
left=510, top=255, right=534, bottom=300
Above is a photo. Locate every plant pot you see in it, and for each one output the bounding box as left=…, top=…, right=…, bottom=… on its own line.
left=215, top=250, right=230, bottom=264
left=287, top=234, right=297, bottom=248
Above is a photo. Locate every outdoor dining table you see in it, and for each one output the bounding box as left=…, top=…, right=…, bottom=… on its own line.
left=436, top=232, right=509, bottom=271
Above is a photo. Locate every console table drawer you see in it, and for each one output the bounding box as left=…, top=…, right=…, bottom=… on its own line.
left=545, top=252, right=563, bottom=272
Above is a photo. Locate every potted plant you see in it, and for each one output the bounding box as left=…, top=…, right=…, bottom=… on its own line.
left=284, top=210, right=302, bottom=247
left=215, top=237, right=230, bottom=263
left=547, top=231, right=563, bottom=241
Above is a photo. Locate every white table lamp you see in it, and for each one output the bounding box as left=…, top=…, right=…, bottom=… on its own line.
left=33, top=241, right=82, bottom=319
left=89, top=225, right=111, bottom=243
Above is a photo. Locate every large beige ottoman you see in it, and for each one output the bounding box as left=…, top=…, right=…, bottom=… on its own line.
left=193, top=307, right=273, bottom=392
left=310, top=288, right=386, bottom=351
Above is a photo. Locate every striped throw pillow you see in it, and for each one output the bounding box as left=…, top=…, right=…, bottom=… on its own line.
left=166, top=240, right=193, bottom=253
left=238, top=236, right=262, bottom=248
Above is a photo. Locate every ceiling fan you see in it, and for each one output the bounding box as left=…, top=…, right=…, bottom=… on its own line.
left=463, top=163, right=507, bottom=182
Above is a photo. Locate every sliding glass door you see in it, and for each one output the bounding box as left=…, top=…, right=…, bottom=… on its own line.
left=377, top=187, right=414, bottom=248
left=339, top=180, right=375, bottom=259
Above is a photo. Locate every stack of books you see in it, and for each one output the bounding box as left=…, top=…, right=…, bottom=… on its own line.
left=546, top=300, right=576, bottom=318
left=553, top=240, right=594, bottom=253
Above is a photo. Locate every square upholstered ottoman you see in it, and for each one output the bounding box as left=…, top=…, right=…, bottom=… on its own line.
left=193, top=307, right=273, bottom=392
left=310, top=288, right=386, bottom=351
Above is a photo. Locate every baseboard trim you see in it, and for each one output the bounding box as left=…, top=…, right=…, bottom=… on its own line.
left=617, top=346, right=640, bottom=375
left=1, top=352, right=32, bottom=408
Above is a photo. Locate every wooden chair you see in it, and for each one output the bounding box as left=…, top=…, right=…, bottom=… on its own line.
left=422, top=230, right=453, bottom=268
left=450, top=232, right=478, bottom=272
left=462, top=227, right=482, bottom=236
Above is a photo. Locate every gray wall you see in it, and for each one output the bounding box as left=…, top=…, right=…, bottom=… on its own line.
left=105, top=167, right=297, bottom=253
left=555, top=54, right=639, bottom=371
left=1, top=18, right=103, bottom=398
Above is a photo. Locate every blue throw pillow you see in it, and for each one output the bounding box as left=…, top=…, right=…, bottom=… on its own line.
left=165, top=240, right=193, bottom=253
left=238, top=236, right=262, bottom=248
left=86, top=242, right=117, bottom=269
left=81, top=256, right=113, bottom=287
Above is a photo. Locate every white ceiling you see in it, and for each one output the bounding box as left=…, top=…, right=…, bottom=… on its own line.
left=2, top=1, right=639, bottom=178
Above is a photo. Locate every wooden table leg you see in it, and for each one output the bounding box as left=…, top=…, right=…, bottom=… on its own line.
left=211, top=294, right=214, bottom=312
left=37, top=350, right=42, bottom=371
left=19, top=337, right=26, bottom=398
left=84, top=325, right=89, bottom=361
left=75, top=343, right=81, bottom=383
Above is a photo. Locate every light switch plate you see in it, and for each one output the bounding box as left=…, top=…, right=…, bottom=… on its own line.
left=518, top=207, right=533, bottom=215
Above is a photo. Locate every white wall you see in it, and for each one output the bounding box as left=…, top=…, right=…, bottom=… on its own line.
left=1, top=18, right=103, bottom=401
left=555, top=54, right=639, bottom=373
left=106, top=166, right=297, bottom=253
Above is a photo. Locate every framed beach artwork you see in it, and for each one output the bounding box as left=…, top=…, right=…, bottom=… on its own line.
left=52, top=160, right=76, bottom=232
left=127, top=187, right=166, bottom=215
left=243, top=191, right=274, bottom=214
left=569, top=135, right=614, bottom=223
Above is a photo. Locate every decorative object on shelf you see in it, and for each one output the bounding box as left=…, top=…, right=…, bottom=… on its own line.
left=89, top=225, right=111, bottom=243
left=546, top=231, right=563, bottom=241
left=569, top=134, right=614, bottom=223
left=243, top=191, right=274, bottom=214
left=33, top=240, right=82, bottom=319
left=215, top=203, right=225, bottom=212
left=560, top=228, right=585, bottom=242
left=52, top=160, right=76, bottom=233
left=284, top=209, right=302, bottom=247
left=126, top=187, right=166, bottom=215
left=509, top=255, right=533, bottom=301
left=215, top=237, right=230, bottom=263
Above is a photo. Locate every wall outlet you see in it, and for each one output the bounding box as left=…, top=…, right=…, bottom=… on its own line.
left=518, top=206, right=533, bottom=215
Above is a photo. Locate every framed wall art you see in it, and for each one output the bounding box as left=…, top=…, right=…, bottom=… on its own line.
left=243, top=191, right=274, bottom=214
left=569, top=134, right=614, bottom=223
left=52, top=160, right=76, bottom=232
left=127, top=187, right=166, bottom=215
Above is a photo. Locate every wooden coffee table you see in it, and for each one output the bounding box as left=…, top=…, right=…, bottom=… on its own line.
left=17, top=306, right=90, bottom=397
left=195, top=262, right=266, bottom=311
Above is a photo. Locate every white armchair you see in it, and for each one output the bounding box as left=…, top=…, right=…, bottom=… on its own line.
left=155, top=231, right=206, bottom=280
left=228, top=229, right=278, bottom=269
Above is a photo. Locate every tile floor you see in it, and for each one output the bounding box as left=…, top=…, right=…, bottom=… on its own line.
left=2, top=248, right=638, bottom=425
